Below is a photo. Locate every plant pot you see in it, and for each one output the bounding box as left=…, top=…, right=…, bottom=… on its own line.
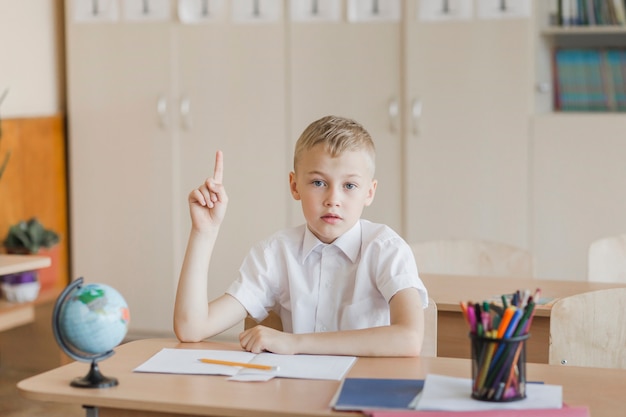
left=0, top=270, right=40, bottom=302
left=6, top=245, right=58, bottom=291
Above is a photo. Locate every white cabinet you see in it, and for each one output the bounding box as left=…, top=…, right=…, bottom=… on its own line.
left=65, top=1, right=289, bottom=338
left=65, top=19, right=178, bottom=335
left=530, top=1, right=626, bottom=280
left=174, top=16, right=289, bottom=340
left=404, top=1, right=532, bottom=251
left=531, top=115, right=626, bottom=280
left=288, top=7, right=403, bottom=232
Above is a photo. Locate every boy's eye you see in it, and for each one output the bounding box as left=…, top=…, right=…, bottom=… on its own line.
left=345, top=183, right=357, bottom=190
left=312, top=180, right=325, bottom=187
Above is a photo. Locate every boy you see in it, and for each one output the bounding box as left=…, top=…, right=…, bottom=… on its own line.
left=174, top=115, right=428, bottom=357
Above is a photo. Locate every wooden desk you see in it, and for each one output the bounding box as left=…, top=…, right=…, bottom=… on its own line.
left=17, top=338, right=626, bottom=417
left=0, top=254, right=51, bottom=332
left=421, top=273, right=626, bottom=363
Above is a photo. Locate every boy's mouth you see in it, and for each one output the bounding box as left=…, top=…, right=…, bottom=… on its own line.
left=321, top=213, right=342, bottom=224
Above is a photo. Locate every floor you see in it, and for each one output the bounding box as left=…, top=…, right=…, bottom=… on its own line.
left=0, top=367, right=84, bottom=417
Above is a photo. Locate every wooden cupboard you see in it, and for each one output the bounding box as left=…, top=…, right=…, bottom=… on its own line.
left=530, top=0, right=626, bottom=279
left=288, top=8, right=403, bottom=232
left=65, top=1, right=288, bottom=338
left=404, top=1, right=532, bottom=253
left=64, top=0, right=626, bottom=340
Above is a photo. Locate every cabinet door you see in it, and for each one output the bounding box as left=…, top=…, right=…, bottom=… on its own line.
left=404, top=1, right=531, bottom=249
left=66, top=18, right=177, bottom=334
left=532, top=115, right=626, bottom=280
left=175, top=16, right=288, bottom=339
left=289, top=10, right=403, bottom=233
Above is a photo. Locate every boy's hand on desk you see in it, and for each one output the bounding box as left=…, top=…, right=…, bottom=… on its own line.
left=189, top=151, right=228, bottom=230
left=239, top=325, right=296, bottom=355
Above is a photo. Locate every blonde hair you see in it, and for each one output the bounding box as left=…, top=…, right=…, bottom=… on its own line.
left=293, top=115, right=376, bottom=175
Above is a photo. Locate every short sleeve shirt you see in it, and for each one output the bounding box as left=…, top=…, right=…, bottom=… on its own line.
left=226, top=219, right=428, bottom=334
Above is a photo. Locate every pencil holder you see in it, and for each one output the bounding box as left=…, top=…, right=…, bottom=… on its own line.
left=469, top=333, right=528, bottom=402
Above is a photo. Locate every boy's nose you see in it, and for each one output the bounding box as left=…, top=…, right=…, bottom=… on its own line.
left=324, top=189, right=340, bottom=207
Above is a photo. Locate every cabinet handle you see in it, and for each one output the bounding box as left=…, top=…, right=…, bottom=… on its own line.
left=180, top=96, right=192, bottom=130
left=157, top=95, right=168, bottom=129
left=388, top=98, right=399, bottom=133
left=411, top=98, right=423, bottom=136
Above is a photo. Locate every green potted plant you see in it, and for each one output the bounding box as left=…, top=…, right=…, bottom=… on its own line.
left=3, top=217, right=60, bottom=255
left=1, top=218, right=60, bottom=299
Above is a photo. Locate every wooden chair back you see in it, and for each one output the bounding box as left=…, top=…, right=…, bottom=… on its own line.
left=244, top=311, right=283, bottom=332
left=244, top=297, right=438, bottom=357
left=549, top=288, right=626, bottom=369
left=588, top=234, right=626, bottom=283
left=421, top=297, right=438, bottom=357
left=410, top=239, right=533, bottom=278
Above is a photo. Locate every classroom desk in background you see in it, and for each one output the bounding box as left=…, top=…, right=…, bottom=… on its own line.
left=421, top=273, right=626, bottom=363
left=17, top=338, right=626, bottom=417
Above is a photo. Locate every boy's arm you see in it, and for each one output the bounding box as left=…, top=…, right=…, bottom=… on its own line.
left=238, top=287, right=425, bottom=357
left=173, top=151, right=248, bottom=342
left=173, top=230, right=247, bottom=342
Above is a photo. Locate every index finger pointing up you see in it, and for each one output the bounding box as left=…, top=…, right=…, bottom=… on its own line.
left=213, top=150, right=224, bottom=183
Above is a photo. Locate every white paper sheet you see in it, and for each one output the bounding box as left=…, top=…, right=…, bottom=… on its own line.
left=415, top=374, right=563, bottom=411
left=133, top=348, right=356, bottom=381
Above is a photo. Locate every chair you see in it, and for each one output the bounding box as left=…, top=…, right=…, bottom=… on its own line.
left=410, top=239, right=533, bottom=278
left=587, top=234, right=626, bottom=283
left=549, top=288, right=626, bottom=369
left=244, top=297, right=438, bottom=357
left=421, top=297, right=438, bottom=357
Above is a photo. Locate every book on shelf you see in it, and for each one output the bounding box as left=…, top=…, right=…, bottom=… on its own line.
left=557, top=0, right=626, bottom=26
left=553, top=47, right=626, bottom=112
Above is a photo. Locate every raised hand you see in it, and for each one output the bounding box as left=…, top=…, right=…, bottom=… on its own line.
left=188, top=151, right=228, bottom=231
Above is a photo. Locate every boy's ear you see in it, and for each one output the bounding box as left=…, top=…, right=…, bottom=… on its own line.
left=364, top=179, right=377, bottom=207
left=289, top=171, right=301, bottom=200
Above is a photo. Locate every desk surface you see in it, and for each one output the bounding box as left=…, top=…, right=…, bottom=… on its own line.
left=18, top=338, right=626, bottom=417
left=421, top=273, right=626, bottom=317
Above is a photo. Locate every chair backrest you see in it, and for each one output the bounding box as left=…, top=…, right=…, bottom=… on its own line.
left=588, top=234, right=626, bottom=283
left=244, top=297, right=438, bottom=357
left=549, top=288, right=626, bottom=369
left=421, top=297, right=438, bottom=357
left=410, top=239, right=533, bottom=278
left=244, top=311, right=283, bottom=331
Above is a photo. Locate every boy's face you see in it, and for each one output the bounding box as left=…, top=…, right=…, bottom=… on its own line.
left=289, top=143, right=377, bottom=244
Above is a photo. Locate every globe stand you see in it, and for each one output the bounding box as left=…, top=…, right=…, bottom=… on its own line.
left=71, top=360, right=118, bottom=389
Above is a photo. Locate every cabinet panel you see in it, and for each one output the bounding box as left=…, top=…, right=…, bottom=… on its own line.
left=66, top=3, right=289, bottom=339
left=405, top=2, right=531, bottom=250
left=175, top=21, right=288, bottom=340
left=289, top=19, right=403, bottom=232
left=66, top=20, right=177, bottom=335
left=531, top=115, right=626, bottom=280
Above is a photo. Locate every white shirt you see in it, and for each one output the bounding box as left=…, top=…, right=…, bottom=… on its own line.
left=226, top=219, right=428, bottom=334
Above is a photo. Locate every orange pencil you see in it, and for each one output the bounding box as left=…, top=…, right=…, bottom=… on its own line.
left=496, top=307, right=516, bottom=339
left=199, top=358, right=278, bottom=371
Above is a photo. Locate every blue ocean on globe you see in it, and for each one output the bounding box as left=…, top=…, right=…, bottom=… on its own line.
left=58, top=283, right=130, bottom=355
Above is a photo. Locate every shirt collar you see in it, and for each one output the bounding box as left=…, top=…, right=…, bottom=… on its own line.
left=301, top=221, right=362, bottom=263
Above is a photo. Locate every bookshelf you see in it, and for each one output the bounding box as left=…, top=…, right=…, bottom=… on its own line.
left=534, top=1, right=626, bottom=113
left=530, top=1, right=626, bottom=280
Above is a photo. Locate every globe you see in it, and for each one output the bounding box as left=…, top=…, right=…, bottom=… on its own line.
left=52, top=277, right=130, bottom=388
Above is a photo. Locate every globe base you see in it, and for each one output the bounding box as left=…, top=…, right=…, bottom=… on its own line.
left=71, top=361, right=118, bottom=389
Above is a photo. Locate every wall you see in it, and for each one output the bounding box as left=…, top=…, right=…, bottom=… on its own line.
left=0, top=0, right=65, bottom=117
left=0, top=1, right=68, bottom=287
